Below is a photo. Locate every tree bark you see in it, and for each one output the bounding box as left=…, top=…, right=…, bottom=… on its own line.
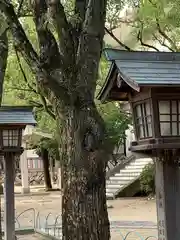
left=0, top=30, right=8, bottom=105
left=58, top=103, right=110, bottom=240
left=41, top=148, right=52, bottom=191
left=0, top=30, right=8, bottom=240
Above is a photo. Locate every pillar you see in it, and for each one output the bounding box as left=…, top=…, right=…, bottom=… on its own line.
left=20, top=144, right=30, bottom=194
left=155, top=151, right=180, bottom=240
left=125, top=125, right=135, bottom=157
left=4, top=153, right=16, bottom=240
left=57, top=168, right=61, bottom=189
left=50, top=157, right=54, bottom=186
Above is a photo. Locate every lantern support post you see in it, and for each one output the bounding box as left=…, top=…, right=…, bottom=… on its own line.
left=0, top=106, right=36, bottom=240
left=154, top=151, right=180, bottom=240
left=3, top=152, right=16, bottom=240
left=20, top=142, right=29, bottom=194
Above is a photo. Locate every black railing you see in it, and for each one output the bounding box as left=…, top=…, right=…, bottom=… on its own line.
left=106, top=154, right=135, bottom=180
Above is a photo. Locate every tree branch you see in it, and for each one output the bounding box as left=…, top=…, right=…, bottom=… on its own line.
left=0, top=29, right=8, bottom=105
left=17, top=0, right=24, bottom=16
left=71, top=0, right=88, bottom=53
left=83, top=0, right=107, bottom=37
left=39, top=94, right=55, bottom=120
left=15, top=45, right=55, bottom=119
left=156, top=18, right=178, bottom=51
left=32, top=0, right=63, bottom=70
left=15, top=46, right=37, bottom=94
left=147, top=0, right=178, bottom=51
left=105, top=27, right=132, bottom=51
left=75, top=0, right=108, bottom=99
left=28, top=100, right=44, bottom=107
left=0, top=0, right=70, bottom=102
left=4, top=86, right=35, bottom=92
left=137, top=23, right=160, bottom=51
left=75, top=0, right=87, bottom=22
left=152, top=33, right=174, bottom=52
left=47, top=0, right=73, bottom=58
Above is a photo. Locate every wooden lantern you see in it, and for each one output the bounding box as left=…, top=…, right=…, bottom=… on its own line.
left=98, top=49, right=180, bottom=153
left=0, top=106, right=36, bottom=153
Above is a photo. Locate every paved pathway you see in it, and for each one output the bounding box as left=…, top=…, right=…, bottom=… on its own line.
left=1, top=191, right=158, bottom=239
left=2, top=234, right=47, bottom=240
left=17, top=234, right=43, bottom=239
left=15, top=222, right=158, bottom=240
left=37, top=221, right=158, bottom=240
left=111, top=228, right=157, bottom=240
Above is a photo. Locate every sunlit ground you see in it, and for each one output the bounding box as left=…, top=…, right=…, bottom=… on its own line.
left=1, top=186, right=158, bottom=239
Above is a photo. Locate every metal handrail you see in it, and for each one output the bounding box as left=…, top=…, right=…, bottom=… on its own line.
left=106, top=155, right=135, bottom=180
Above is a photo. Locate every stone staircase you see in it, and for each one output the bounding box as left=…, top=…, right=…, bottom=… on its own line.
left=106, top=155, right=153, bottom=199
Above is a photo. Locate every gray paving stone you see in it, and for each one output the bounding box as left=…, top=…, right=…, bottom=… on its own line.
left=16, top=234, right=46, bottom=239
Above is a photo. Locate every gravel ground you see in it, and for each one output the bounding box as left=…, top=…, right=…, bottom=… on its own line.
left=16, top=234, right=46, bottom=240
left=1, top=187, right=158, bottom=240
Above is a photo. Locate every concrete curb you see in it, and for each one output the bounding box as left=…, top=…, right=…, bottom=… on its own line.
left=0, top=192, right=51, bottom=198
left=36, top=230, right=59, bottom=240
left=1, top=228, right=35, bottom=236
left=15, top=192, right=51, bottom=197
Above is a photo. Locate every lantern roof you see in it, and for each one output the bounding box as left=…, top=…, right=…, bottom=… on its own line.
left=0, top=106, right=36, bottom=125
left=98, top=48, right=180, bottom=102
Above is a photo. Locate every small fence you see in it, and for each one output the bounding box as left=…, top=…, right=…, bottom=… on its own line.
left=27, top=158, right=43, bottom=170
left=0, top=208, right=159, bottom=240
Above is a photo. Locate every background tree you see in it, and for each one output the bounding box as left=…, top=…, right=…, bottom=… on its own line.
left=36, top=143, right=52, bottom=190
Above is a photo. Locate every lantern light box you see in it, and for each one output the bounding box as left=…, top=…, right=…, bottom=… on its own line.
left=0, top=106, right=36, bottom=152
left=98, top=49, right=180, bottom=153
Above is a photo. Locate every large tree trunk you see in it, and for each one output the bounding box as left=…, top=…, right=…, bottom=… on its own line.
left=0, top=1, right=110, bottom=239
left=41, top=148, right=52, bottom=191
left=0, top=30, right=8, bottom=240
left=58, top=103, right=110, bottom=240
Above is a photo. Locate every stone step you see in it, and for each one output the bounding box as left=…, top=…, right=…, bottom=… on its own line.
left=106, top=192, right=114, bottom=199
left=114, top=174, right=139, bottom=178
left=116, top=172, right=140, bottom=176
left=125, top=166, right=144, bottom=170
left=128, top=163, right=147, bottom=167
left=106, top=179, right=132, bottom=185
left=118, top=175, right=140, bottom=179
left=110, top=176, right=135, bottom=181
left=132, top=159, right=152, bottom=163
left=106, top=184, right=124, bottom=189
left=120, top=169, right=142, bottom=173
left=130, top=162, right=150, bottom=167
left=106, top=188, right=119, bottom=193
left=130, top=160, right=142, bottom=164
left=105, top=157, right=153, bottom=199
left=134, top=158, right=152, bottom=163
left=114, top=173, right=141, bottom=178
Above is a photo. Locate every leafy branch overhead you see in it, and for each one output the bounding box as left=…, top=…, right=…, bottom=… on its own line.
left=135, top=0, right=180, bottom=52
left=103, top=0, right=180, bottom=52
left=0, top=0, right=105, bottom=102
left=14, top=46, right=56, bottom=119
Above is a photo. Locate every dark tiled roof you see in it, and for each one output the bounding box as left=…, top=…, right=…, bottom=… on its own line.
left=0, top=106, right=36, bottom=125
left=104, top=49, right=180, bottom=85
